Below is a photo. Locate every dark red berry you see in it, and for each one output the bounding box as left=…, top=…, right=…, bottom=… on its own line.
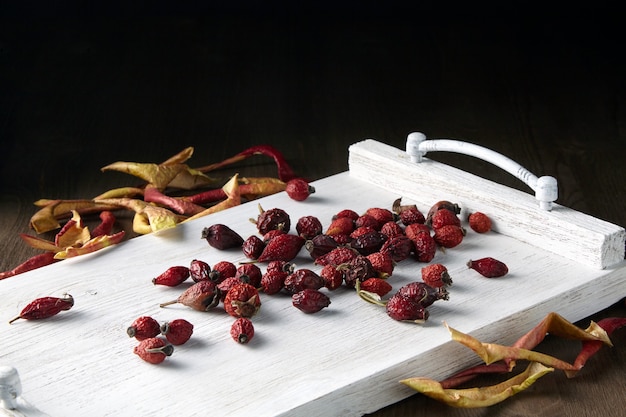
left=236, top=263, right=263, bottom=288
left=159, top=280, right=221, bottom=311
left=218, top=276, right=249, bottom=300
left=379, top=221, right=404, bottom=239
left=152, top=266, right=190, bottom=287
left=380, top=235, right=414, bottom=262
left=314, top=246, right=359, bottom=266
left=127, top=316, right=161, bottom=341
left=467, top=257, right=509, bottom=278
left=365, top=207, right=395, bottom=228
left=210, top=260, right=237, bottom=283
left=404, top=223, right=431, bottom=241
left=355, top=214, right=380, bottom=230
left=257, top=233, right=305, bottom=262
left=340, top=255, right=377, bottom=288
left=283, top=268, right=325, bottom=294
left=296, top=215, right=323, bottom=239
left=230, top=317, right=255, bottom=344
left=350, top=230, right=387, bottom=255
left=386, top=294, right=429, bottom=323
left=319, top=264, right=344, bottom=290
left=396, top=281, right=449, bottom=308
left=433, top=224, right=465, bottom=248
left=189, top=259, right=211, bottom=282
left=202, top=224, right=244, bottom=250
left=305, top=234, right=339, bottom=259
left=292, top=289, right=331, bottom=313
left=160, top=318, right=194, bottom=345
left=366, top=251, right=395, bottom=278
left=333, top=209, right=359, bottom=221
left=360, top=278, right=393, bottom=297
left=262, top=229, right=286, bottom=243
left=224, top=283, right=262, bottom=318
left=430, top=208, right=461, bottom=230
left=260, top=269, right=288, bottom=294
left=242, top=235, right=265, bottom=260
left=468, top=212, right=492, bottom=233
left=421, top=263, right=452, bottom=287
left=411, top=232, right=437, bottom=263
left=325, top=216, right=354, bottom=236
left=286, top=178, right=315, bottom=201
left=399, top=207, right=425, bottom=226
left=134, top=337, right=174, bottom=364
left=253, top=205, right=291, bottom=234
left=8, top=294, right=74, bottom=324
left=426, top=200, right=461, bottom=225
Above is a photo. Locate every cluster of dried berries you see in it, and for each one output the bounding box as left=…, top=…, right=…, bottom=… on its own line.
left=128, top=316, right=194, bottom=364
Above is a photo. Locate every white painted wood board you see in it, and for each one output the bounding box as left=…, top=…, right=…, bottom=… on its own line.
left=2, top=140, right=626, bottom=417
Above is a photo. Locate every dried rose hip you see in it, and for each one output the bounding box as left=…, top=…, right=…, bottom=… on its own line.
left=468, top=257, right=509, bottom=278
left=286, top=178, right=315, bottom=201
left=9, top=294, right=74, bottom=324
left=325, top=216, right=355, bottom=236
left=399, top=207, right=425, bottom=225
left=283, top=268, right=325, bottom=294
left=260, top=268, right=288, bottom=294
left=404, top=223, right=431, bottom=241
left=430, top=208, right=461, bottom=230
left=262, top=228, right=286, bottom=243
left=350, top=230, right=387, bottom=255
left=468, top=211, right=492, bottom=233
left=364, top=207, right=395, bottom=229
left=379, top=221, right=404, bottom=239
left=236, top=263, right=263, bottom=288
left=386, top=294, right=429, bottom=323
left=218, top=275, right=249, bottom=300
left=256, top=233, right=305, bottom=262
left=210, top=260, right=237, bottom=283
left=152, top=266, right=190, bottom=287
left=127, top=316, right=161, bottom=341
left=224, top=283, right=262, bottom=318
left=265, top=260, right=295, bottom=275
left=411, top=231, right=437, bottom=263
left=161, top=318, right=194, bottom=345
left=333, top=209, right=359, bottom=221
left=366, top=251, right=395, bottom=278
left=433, top=224, right=465, bottom=248
left=360, top=278, right=393, bottom=297
left=380, top=235, right=414, bottom=262
left=340, top=255, right=377, bottom=288
left=305, top=234, right=339, bottom=259
left=314, top=246, right=358, bottom=266
left=426, top=200, right=461, bottom=225
left=292, top=289, right=331, bottom=313
left=397, top=281, right=449, bottom=308
left=296, top=215, right=323, bottom=240
left=189, top=259, right=211, bottom=282
left=319, top=264, right=344, bottom=290
left=242, top=235, right=265, bottom=260
left=160, top=280, right=221, bottom=311
left=355, top=214, right=380, bottom=230
left=231, top=317, right=255, bottom=344
left=134, top=337, right=174, bottom=364
left=202, top=224, right=244, bottom=250
left=253, top=205, right=291, bottom=234
left=421, top=263, right=452, bottom=287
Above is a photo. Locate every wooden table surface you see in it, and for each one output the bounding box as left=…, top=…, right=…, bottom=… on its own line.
left=1, top=4, right=625, bottom=416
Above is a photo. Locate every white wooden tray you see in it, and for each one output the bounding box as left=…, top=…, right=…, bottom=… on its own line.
left=2, top=139, right=625, bottom=417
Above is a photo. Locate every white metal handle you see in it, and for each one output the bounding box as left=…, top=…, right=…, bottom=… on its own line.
left=406, top=132, right=558, bottom=211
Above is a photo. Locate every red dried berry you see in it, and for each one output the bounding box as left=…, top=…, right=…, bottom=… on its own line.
left=333, top=209, right=359, bottom=221
left=314, top=246, right=359, bottom=266
left=253, top=205, right=291, bottom=234
left=366, top=251, right=395, bottom=278
left=305, top=234, right=339, bottom=259
left=396, top=281, right=449, bottom=307
left=257, top=233, right=305, bottom=262
left=224, top=283, right=262, bottom=318
left=283, top=268, right=325, bottom=294
left=332, top=233, right=353, bottom=245
left=286, top=178, right=315, bottom=201
left=218, top=276, right=249, bottom=300
left=210, top=260, right=237, bottom=283
left=160, top=280, right=221, bottom=311
left=468, top=212, right=492, bottom=233
left=230, top=317, right=255, bottom=344
left=380, top=235, right=414, bottom=262
left=340, top=255, right=377, bottom=288
left=411, top=232, right=437, bottom=263
left=365, top=207, right=395, bottom=228
left=360, top=277, right=393, bottom=297
left=236, top=263, right=263, bottom=288
left=127, top=316, right=161, bottom=341
left=319, top=264, right=344, bottom=290
left=399, top=206, right=425, bottom=226
left=160, top=318, right=194, bottom=345
left=430, top=208, right=461, bottom=230
left=350, top=230, right=387, bottom=255
left=189, top=259, right=211, bottom=282
left=133, top=337, right=174, bottom=364
left=426, top=200, right=461, bottom=225
left=260, top=269, right=288, bottom=295
left=262, top=229, right=286, bottom=243
left=292, top=289, right=331, bottom=313
left=379, top=221, right=404, bottom=238
left=350, top=226, right=376, bottom=239
left=8, top=294, right=74, bottom=324
left=421, top=263, right=452, bottom=287
left=355, top=214, right=380, bottom=230
left=242, top=235, right=265, bottom=260
left=467, top=257, right=509, bottom=278
left=201, top=224, right=244, bottom=250
left=152, top=266, right=190, bottom=287
left=296, top=215, right=323, bottom=240
left=325, top=216, right=354, bottom=236
left=433, top=224, right=465, bottom=248
left=404, top=223, right=431, bottom=241
left=385, top=294, right=429, bottom=323
left=266, top=260, right=295, bottom=274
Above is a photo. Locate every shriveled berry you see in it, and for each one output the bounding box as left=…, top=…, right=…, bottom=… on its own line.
left=265, top=260, right=295, bottom=275
left=283, top=268, right=325, bottom=294
left=411, top=232, right=437, bottom=263
left=230, top=317, right=255, bottom=344
left=379, top=221, right=404, bottom=239
left=399, top=207, right=425, bottom=226
left=210, top=260, right=237, bottom=283
left=202, top=224, right=244, bottom=250
left=468, top=257, right=508, bottom=278
left=262, top=228, right=286, bottom=243
left=253, top=205, right=291, bottom=234
left=160, top=280, right=221, bottom=311
left=224, top=283, right=262, bottom=318
left=360, top=277, right=392, bottom=297
left=236, top=263, right=263, bottom=288
left=314, top=246, right=358, bottom=266
left=340, top=255, right=377, bottom=288
left=333, top=209, right=359, bottom=221
left=365, top=207, right=395, bottom=228
left=305, top=234, right=339, bottom=259
left=404, top=223, right=431, bottom=241
left=286, top=178, right=315, bottom=201
left=242, top=235, right=265, bottom=260
left=260, top=269, right=288, bottom=294
left=366, top=251, right=395, bottom=278
left=160, top=318, right=194, bottom=345
left=355, top=214, right=380, bottom=230
left=385, top=294, right=429, bottom=323
left=257, top=233, right=305, bottom=262
left=433, top=224, right=465, bottom=248
left=152, top=266, right=190, bottom=287
left=319, top=264, right=344, bottom=290
left=189, top=259, right=211, bottom=282
left=332, top=233, right=353, bottom=245
left=218, top=275, right=249, bottom=300
left=127, top=316, right=161, bottom=341
left=430, top=208, right=461, bottom=230
left=292, top=289, right=331, bottom=313
left=296, top=215, right=323, bottom=239
left=421, top=263, right=452, bottom=287
left=468, top=212, right=492, bottom=233
left=397, top=281, right=449, bottom=307
left=426, top=200, right=461, bottom=225
left=350, top=226, right=376, bottom=238
left=325, top=216, right=354, bottom=236
left=133, top=337, right=174, bottom=364
left=380, top=235, right=414, bottom=262
left=350, top=230, right=387, bottom=255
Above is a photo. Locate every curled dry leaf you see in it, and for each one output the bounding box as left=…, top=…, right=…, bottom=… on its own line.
left=94, top=197, right=180, bottom=234
left=29, top=199, right=120, bottom=234
left=183, top=174, right=241, bottom=223
left=54, top=231, right=126, bottom=259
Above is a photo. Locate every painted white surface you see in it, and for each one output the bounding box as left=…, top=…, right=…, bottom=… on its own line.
left=2, top=140, right=625, bottom=417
